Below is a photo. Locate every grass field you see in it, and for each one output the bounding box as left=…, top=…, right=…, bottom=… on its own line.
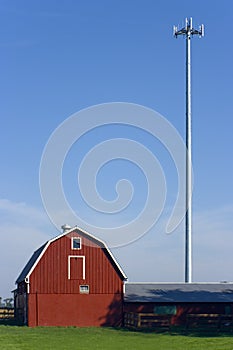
left=1, top=326, right=233, bottom=350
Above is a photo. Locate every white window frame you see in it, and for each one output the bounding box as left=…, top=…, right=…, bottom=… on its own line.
left=79, top=285, right=89, bottom=294
left=71, top=237, right=81, bottom=250
left=68, top=255, right=85, bottom=280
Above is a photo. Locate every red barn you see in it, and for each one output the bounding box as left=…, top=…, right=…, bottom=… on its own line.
left=15, top=226, right=127, bottom=327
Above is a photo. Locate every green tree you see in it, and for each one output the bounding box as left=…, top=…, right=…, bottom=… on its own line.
left=3, top=298, right=13, bottom=308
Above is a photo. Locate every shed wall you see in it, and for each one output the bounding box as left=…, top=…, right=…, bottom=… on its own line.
left=124, top=302, right=233, bottom=325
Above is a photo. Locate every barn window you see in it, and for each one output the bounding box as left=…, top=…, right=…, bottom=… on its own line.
left=72, top=237, right=81, bottom=250
left=225, top=305, right=232, bottom=315
left=68, top=255, right=85, bottom=280
left=153, top=305, right=177, bottom=315
left=80, top=285, right=89, bottom=294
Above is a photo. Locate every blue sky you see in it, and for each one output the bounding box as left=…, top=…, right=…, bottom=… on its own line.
left=1, top=0, right=233, bottom=298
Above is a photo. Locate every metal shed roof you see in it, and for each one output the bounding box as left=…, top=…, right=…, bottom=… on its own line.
left=16, top=243, right=47, bottom=284
left=124, top=283, right=233, bottom=303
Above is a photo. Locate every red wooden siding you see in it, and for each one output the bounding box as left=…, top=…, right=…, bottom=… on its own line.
left=69, top=256, right=85, bottom=280
left=29, top=232, right=123, bottom=295
left=28, top=293, right=122, bottom=327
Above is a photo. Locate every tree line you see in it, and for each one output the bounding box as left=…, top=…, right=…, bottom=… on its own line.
left=0, top=297, right=14, bottom=308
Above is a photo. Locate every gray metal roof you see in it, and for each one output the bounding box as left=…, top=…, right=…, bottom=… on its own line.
left=16, top=243, right=47, bottom=283
left=124, top=283, right=233, bottom=303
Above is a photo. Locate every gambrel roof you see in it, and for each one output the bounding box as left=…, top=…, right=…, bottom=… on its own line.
left=16, top=226, right=127, bottom=284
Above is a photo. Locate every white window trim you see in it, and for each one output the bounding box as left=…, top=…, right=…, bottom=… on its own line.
left=68, top=255, right=85, bottom=280
left=71, top=237, right=82, bottom=250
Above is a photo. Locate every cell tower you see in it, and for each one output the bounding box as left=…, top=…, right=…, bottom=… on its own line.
left=173, top=18, right=204, bottom=283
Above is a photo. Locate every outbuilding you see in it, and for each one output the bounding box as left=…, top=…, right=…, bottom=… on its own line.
left=124, top=282, right=233, bottom=326
left=15, top=226, right=127, bottom=327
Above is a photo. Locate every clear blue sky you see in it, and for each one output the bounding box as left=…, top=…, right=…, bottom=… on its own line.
left=1, top=0, right=233, bottom=298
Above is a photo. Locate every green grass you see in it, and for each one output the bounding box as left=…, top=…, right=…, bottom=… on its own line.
left=1, top=326, right=233, bottom=350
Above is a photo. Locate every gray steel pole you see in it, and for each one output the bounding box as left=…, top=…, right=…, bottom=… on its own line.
left=185, top=26, right=192, bottom=283
left=173, top=18, right=204, bottom=283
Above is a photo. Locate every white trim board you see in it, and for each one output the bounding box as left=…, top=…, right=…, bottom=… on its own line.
left=68, top=255, right=86, bottom=280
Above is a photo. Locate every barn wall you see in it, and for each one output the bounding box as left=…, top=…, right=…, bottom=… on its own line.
left=124, top=302, right=233, bottom=325
left=28, top=293, right=123, bottom=327
left=29, top=232, right=123, bottom=295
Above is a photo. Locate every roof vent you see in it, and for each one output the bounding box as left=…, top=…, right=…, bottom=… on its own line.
left=61, top=224, right=71, bottom=233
